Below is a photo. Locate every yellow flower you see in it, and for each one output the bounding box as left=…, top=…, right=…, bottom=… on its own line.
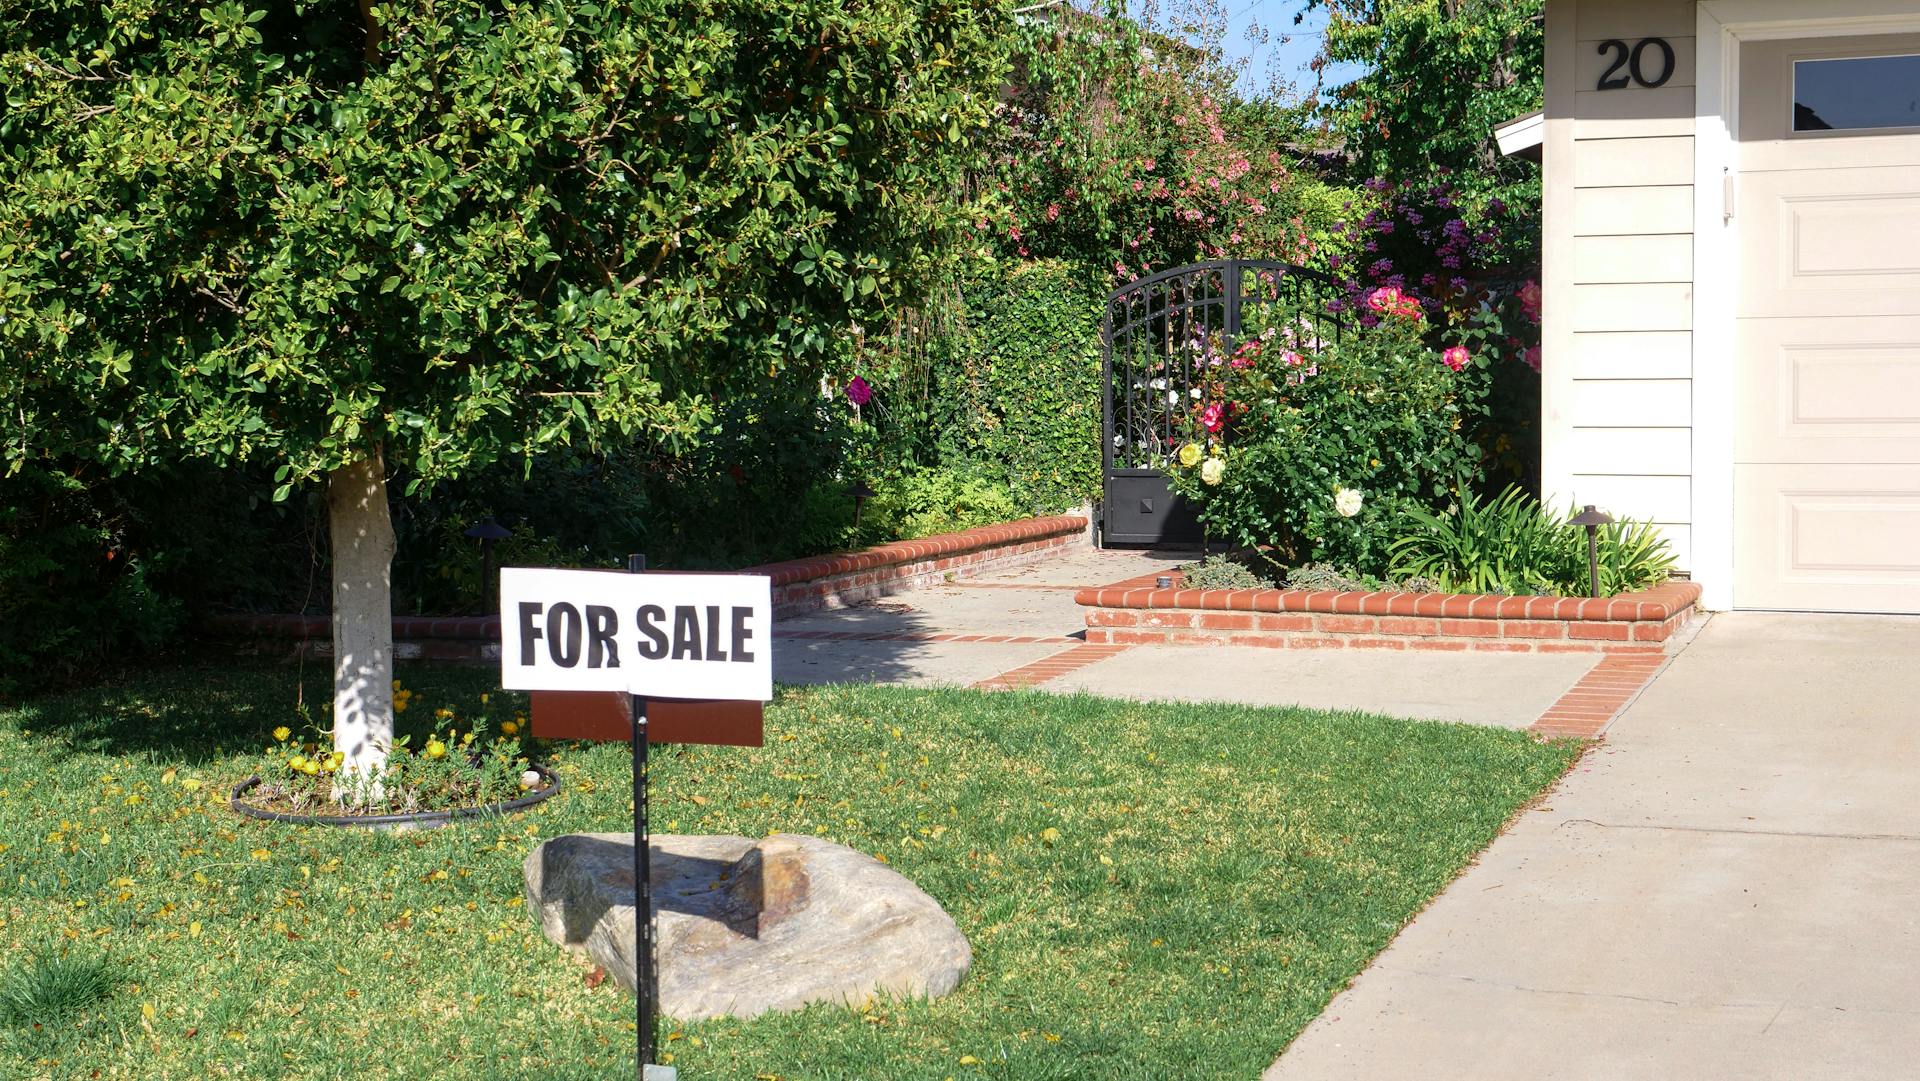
left=461, top=731, right=475, bottom=745
left=479, top=693, right=489, bottom=705
left=434, top=707, right=453, bottom=720
left=424, top=740, right=447, bottom=760
left=500, top=721, right=520, bottom=737
left=1177, top=442, right=1202, bottom=468
left=272, top=726, right=291, bottom=742
left=394, top=698, right=408, bottom=713
left=302, top=760, right=320, bottom=776
left=289, top=755, right=308, bottom=771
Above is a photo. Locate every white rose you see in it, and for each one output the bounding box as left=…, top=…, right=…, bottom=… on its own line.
left=1200, top=458, right=1225, bottom=486
left=1334, top=487, right=1364, bottom=517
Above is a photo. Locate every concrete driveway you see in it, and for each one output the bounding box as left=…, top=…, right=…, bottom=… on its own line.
left=1265, top=611, right=1920, bottom=1080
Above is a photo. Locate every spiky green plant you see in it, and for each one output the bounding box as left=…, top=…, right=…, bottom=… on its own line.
left=1388, top=487, right=1676, bottom=597
left=0, top=950, right=116, bottom=1029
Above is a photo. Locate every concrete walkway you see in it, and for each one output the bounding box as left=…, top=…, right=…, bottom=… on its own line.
left=773, top=544, right=1611, bottom=729
left=1265, top=611, right=1920, bottom=1080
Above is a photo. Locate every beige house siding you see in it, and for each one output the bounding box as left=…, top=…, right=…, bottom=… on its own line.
left=1544, top=0, right=1699, bottom=570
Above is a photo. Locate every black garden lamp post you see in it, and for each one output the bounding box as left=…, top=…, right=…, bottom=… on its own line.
left=464, top=516, right=512, bottom=613
left=1570, top=505, right=1613, bottom=598
left=849, top=480, right=878, bottom=528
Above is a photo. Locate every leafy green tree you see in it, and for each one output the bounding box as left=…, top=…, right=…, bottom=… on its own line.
left=1306, top=0, right=1542, bottom=207
left=979, top=1, right=1341, bottom=280
left=1, top=0, right=1006, bottom=793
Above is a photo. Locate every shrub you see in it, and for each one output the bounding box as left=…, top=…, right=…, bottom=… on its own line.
left=0, top=466, right=182, bottom=699
left=859, top=464, right=1023, bottom=546
left=1319, top=175, right=1542, bottom=494
left=1387, top=486, right=1678, bottom=597
left=1283, top=562, right=1440, bottom=594
left=920, top=261, right=1105, bottom=512
left=1165, top=289, right=1489, bottom=572
left=1180, top=554, right=1276, bottom=591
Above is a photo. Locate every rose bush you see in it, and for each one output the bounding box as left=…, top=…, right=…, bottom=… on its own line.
left=1166, top=289, right=1489, bottom=572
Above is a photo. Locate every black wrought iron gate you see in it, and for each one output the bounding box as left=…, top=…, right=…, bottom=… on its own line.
left=1099, top=260, right=1343, bottom=546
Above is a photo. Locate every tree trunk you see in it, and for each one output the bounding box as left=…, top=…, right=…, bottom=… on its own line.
left=328, top=450, right=396, bottom=802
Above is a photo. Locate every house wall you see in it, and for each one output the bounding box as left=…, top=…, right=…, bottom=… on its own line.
left=1542, top=0, right=1701, bottom=570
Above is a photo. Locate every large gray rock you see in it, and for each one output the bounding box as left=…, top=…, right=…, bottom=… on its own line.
left=523, top=832, right=971, bottom=1021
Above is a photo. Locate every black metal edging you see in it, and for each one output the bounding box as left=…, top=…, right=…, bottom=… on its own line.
left=230, top=765, right=559, bottom=828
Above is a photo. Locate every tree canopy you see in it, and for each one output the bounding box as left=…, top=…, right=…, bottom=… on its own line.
left=1306, top=0, right=1542, bottom=208
left=1, top=0, right=1009, bottom=490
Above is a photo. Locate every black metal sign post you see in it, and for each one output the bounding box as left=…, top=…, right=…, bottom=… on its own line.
left=626, top=553, right=662, bottom=1080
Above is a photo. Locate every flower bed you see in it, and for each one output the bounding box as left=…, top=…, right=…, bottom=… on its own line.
left=208, top=513, right=1089, bottom=658
left=1076, top=573, right=1701, bottom=654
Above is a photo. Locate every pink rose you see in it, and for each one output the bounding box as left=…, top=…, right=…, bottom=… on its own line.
left=1441, top=346, right=1470, bottom=372
left=846, top=375, right=873, bottom=406
left=1365, top=286, right=1402, bottom=313
left=1200, top=402, right=1226, bottom=433
left=1523, top=345, right=1542, bottom=372
left=1518, top=280, right=1542, bottom=322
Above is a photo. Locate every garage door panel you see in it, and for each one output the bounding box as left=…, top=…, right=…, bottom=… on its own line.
left=1735, top=465, right=1920, bottom=612
left=1734, top=34, right=1920, bottom=614
left=1736, top=319, right=1920, bottom=463
left=1738, top=168, right=1920, bottom=317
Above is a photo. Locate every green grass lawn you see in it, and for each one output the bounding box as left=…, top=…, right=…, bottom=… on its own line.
left=0, top=663, right=1579, bottom=1080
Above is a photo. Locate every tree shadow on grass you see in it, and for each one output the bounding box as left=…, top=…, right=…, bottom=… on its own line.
left=2, top=654, right=501, bottom=767
left=6, top=591, right=957, bottom=768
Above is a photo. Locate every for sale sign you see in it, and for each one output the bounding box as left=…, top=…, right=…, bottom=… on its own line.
left=499, top=568, right=773, bottom=702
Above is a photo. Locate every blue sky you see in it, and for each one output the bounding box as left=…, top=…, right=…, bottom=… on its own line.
left=1211, top=0, right=1362, bottom=101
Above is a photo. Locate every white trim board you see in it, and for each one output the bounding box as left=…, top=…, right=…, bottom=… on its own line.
left=1497, top=111, right=1545, bottom=159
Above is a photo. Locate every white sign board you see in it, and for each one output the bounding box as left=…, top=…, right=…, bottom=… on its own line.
left=499, top=568, right=773, bottom=702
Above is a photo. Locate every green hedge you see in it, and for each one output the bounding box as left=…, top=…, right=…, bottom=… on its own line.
left=933, top=260, right=1106, bottom=512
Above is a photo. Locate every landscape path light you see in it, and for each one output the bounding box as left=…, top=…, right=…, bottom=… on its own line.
left=464, top=516, right=512, bottom=613
left=1569, top=505, right=1614, bottom=598
left=849, top=479, right=878, bottom=528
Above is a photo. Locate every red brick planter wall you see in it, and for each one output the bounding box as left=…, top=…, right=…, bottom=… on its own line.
left=758, top=514, right=1086, bottom=618
left=1075, top=575, right=1701, bottom=655
left=208, top=514, right=1089, bottom=660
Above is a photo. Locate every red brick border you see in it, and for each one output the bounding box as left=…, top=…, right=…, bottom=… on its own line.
left=1530, top=654, right=1668, bottom=739
left=207, top=514, right=1089, bottom=660
left=774, top=630, right=1080, bottom=645
left=758, top=514, right=1086, bottom=618
left=974, top=644, right=1132, bottom=691
left=1075, top=573, right=1700, bottom=655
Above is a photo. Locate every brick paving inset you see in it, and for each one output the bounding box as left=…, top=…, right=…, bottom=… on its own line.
left=1528, top=653, right=1668, bottom=739
left=973, top=644, right=1133, bottom=691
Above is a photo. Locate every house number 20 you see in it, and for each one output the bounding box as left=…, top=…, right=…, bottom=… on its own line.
left=1597, top=38, right=1675, bottom=90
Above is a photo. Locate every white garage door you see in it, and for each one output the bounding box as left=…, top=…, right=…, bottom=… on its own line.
left=1734, top=36, right=1920, bottom=613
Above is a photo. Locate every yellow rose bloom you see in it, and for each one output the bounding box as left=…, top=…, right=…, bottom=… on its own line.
left=1178, top=442, right=1203, bottom=468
